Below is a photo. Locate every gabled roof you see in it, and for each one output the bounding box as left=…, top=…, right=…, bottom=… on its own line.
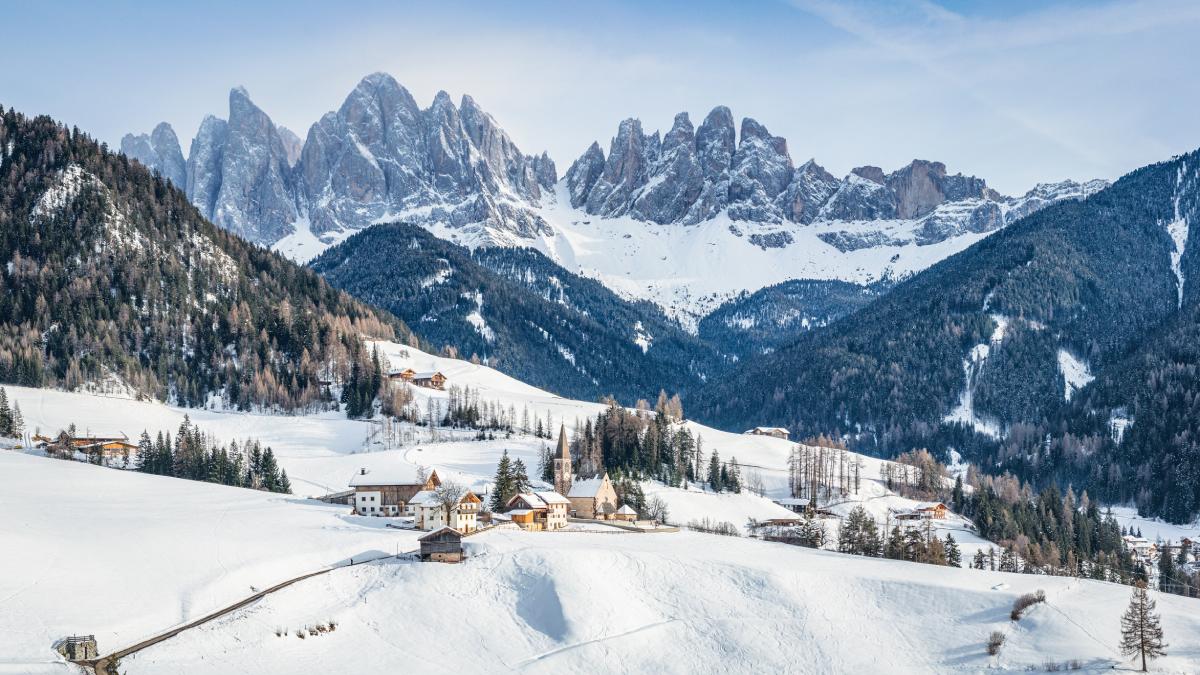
left=507, top=491, right=570, bottom=509
left=746, top=427, right=789, bottom=435
left=418, top=526, right=462, bottom=542
left=616, top=504, right=637, bottom=515
left=535, top=490, right=570, bottom=505
left=567, top=475, right=609, bottom=498
left=411, top=370, right=444, bottom=380
left=407, top=490, right=437, bottom=507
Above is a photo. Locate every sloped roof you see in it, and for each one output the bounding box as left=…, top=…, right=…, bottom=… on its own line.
left=535, top=490, right=570, bottom=505
left=407, top=490, right=437, bottom=507
left=567, top=475, right=608, bottom=498
left=746, top=427, right=789, bottom=435
left=348, top=466, right=438, bottom=488
left=508, top=491, right=570, bottom=509
left=418, top=526, right=461, bottom=542
left=616, top=504, right=637, bottom=515
left=411, top=371, right=444, bottom=380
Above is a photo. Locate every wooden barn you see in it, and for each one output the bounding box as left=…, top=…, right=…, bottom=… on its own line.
left=419, top=527, right=464, bottom=563
left=410, top=371, right=447, bottom=390
left=349, top=466, right=441, bottom=517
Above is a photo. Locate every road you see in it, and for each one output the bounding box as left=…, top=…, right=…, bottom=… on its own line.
left=80, top=551, right=406, bottom=674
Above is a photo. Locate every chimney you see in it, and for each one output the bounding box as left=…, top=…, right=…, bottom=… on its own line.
left=360, top=467, right=367, bottom=475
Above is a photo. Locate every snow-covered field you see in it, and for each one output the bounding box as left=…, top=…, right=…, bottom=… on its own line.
left=4, top=339, right=1199, bottom=672
left=0, top=452, right=422, bottom=674
left=123, top=527, right=1200, bottom=674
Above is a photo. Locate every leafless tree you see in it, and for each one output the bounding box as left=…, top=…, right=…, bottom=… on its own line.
left=434, top=481, right=466, bottom=529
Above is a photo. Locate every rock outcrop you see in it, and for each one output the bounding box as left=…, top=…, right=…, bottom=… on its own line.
left=120, top=122, right=186, bottom=188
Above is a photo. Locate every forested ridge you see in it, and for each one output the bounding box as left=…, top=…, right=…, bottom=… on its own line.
left=311, top=222, right=724, bottom=402
left=0, top=106, right=417, bottom=410
left=693, top=149, right=1200, bottom=523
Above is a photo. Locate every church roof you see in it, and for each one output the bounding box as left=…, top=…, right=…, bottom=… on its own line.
left=616, top=504, right=637, bottom=515
left=567, top=475, right=609, bottom=498
left=554, top=424, right=570, bottom=460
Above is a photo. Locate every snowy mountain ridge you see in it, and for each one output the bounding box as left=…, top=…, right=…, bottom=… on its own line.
left=121, top=72, right=1108, bottom=322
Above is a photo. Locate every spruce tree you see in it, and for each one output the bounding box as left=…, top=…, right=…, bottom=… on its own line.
left=1119, top=584, right=1166, bottom=672
left=512, top=458, right=531, bottom=494
left=490, top=450, right=514, bottom=512
left=708, top=451, right=722, bottom=492
left=945, top=533, right=962, bottom=567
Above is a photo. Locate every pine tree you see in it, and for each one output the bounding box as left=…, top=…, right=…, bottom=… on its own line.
left=134, top=431, right=153, bottom=473
left=1119, top=584, right=1167, bottom=671
left=728, top=457, right=741, bottom=493
left=0, top=387, right=11, bottom=437
left=278, top=469, right=292, bottom=494
left=885, top=525, right=906, bottom=560
left=838, top=506, right=882, bottom=556
left=945, top=533, right=962, bottom=567
left=708, top=451, right=722, bottom=492
left=512, top=458, right=531, bottom=494
left=490, top=450, right=514, bottom=512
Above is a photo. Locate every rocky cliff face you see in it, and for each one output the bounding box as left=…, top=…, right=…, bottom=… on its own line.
left=120, top=122, right=186, bottom=188
left=124, top=81, right=1106, bottom=255
left=184, top=87, right=298, bottom=244
left=295, top=73, right=553, bottom=242
left=565, top=107, right=1102, bottom=246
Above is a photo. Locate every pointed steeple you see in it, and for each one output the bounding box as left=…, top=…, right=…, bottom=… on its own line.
left=555, top=423, right=570, bottom=460
left=553, top=424, right=572, bottom=496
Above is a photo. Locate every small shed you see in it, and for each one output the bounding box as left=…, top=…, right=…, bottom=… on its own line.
left=613, top=504, right=638, bottom=522
left=419, top=527, right=464, bottom=563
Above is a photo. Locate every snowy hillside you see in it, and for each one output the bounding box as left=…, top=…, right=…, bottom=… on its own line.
left=4, top=341, right=1200, bottom=672
left=0, top=452, right=423, bottom=674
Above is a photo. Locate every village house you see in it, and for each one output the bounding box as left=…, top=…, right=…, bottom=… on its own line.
left=387, top=367, right=416, bottom=382
left=744, top=426, right=790, bottom=440
left=916, top=502, right=948, bottom=520
left=774, top=497, right=810, bottom=514
left=410, top=371, right=446, bottom=390
left=1122, top=534, right=1158, bottom=562
left=43, top=431, right=137, bottom=464
left=349, top=466, right=440, bottom=517
left=505, top=491, right=570, bottom=531
left=408, top=489, right=481, bottom=533
left=418, top=527, right=464, bottom=563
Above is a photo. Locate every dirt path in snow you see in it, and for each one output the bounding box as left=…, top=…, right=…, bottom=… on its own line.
left=78, top=552, right=405, bottom=674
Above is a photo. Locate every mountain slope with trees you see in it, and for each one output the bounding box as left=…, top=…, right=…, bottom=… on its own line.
left=310, top=223, right=724, bottom=402
left=691, top=149, right=1200, bottom=522
left=0, top=105, right=417, bottom=411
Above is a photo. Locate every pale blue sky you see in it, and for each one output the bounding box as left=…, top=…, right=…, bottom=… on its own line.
left=3, top=0, right=1198, bottom=194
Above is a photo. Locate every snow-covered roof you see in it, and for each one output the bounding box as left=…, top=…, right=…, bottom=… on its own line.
left=567, top=476, right=607, bottom=498
left=535, top=490, right=570, bottom=505
left=506, top=508, right=535, bottom=516
left=418, top=526, right=461, bottom=541
left=616, top=505, right=637, bottom=515
left=348, top=466, right=434, bottom=487
left=411, top=371, right=444, bottom=380
left=774, top=497, right=810, bottom=506
left=508, top=491, right=570, bottom=509
left=745, top=427, right=789, bottom=435
left=407, top=490, right=437, bottom=507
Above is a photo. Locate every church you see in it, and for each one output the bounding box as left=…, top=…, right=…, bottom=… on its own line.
left=553, top=424, right=621, bottom=520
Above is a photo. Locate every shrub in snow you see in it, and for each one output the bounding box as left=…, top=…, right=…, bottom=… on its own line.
left=986, top=631, right=1006, bottom=656
left=1011, top=589, right=1046, bottom=621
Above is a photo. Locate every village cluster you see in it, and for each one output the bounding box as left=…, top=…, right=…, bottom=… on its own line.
left=346, top=426, right=639, bottom=561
